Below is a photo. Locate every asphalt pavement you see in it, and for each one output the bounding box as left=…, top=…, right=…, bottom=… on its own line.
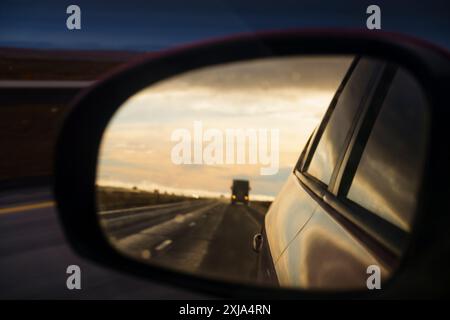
left=0, top=186, right=267, bottom=299
left=0, top=186, right=208, bottom=299
left=100, top=199, right=266, bottom=284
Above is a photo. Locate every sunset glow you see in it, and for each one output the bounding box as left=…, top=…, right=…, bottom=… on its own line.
left=97, top=56, right=352, bottom=199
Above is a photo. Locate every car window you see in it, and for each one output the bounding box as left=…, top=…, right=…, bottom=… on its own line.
left=306, top=58, right=384, bottom=185
left=346, top=68, right=429, bottom=232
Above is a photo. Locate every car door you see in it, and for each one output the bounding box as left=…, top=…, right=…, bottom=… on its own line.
left=275, top=60, right=430, bottom=289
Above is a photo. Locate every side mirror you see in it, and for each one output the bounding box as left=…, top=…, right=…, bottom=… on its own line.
left=54, top=30, right=450, bottom=298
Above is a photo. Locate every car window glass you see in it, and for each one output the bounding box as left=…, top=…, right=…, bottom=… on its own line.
left=347, top=68, right=429, bottom=231
left=307, top=58, right=384, bottom=185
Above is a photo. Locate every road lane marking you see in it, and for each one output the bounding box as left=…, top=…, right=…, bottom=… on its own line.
left=0, top=201, right=55, bottom=215
left=174, top=214, right=186, bottom=223
left=155, top=239, right=173, bottom=251
left=141, top=249, right=152, bottom=260
left=116, top=202, right=221, bottom=251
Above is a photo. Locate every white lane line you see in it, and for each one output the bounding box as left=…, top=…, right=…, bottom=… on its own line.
left=155, top=239, right=173, bottom=251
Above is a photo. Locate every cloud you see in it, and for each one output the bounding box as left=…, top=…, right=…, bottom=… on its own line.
left=98, top=56, right=352, bottom=197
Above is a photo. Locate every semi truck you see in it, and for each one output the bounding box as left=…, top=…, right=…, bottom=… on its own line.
left=231, top=179, right=250, bottom=205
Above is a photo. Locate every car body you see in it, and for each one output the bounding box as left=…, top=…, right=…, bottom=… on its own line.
left=259, top=56, right=430, bottom=289
left=231, top=179, right=250, bottom=205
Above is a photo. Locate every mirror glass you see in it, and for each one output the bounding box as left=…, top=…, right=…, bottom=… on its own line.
left=96, top=55, right=429, bottom=290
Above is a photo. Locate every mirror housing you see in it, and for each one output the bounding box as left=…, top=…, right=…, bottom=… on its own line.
left=54, top=29, right=450, bottom=298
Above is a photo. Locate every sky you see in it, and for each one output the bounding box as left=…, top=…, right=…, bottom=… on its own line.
left=97, top=56, right=352, bottom=200
left=0, top=1, right=449, bottom=51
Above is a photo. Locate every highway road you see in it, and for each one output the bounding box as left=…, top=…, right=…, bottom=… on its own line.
left=0, top=186, right=209, bottom=299
left=100, top=199, right=267, bottom=284
left=0, top=186, right=267, bottom=299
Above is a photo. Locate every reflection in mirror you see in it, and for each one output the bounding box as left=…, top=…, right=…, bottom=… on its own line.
left=96, top=56, right=429, bottom=290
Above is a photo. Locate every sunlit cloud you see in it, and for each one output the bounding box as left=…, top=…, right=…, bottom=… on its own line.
left=98, top=56, right=353, bottom=198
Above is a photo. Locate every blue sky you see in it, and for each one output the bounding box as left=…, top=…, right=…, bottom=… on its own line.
left=1, top=0, right=449, bottom=51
